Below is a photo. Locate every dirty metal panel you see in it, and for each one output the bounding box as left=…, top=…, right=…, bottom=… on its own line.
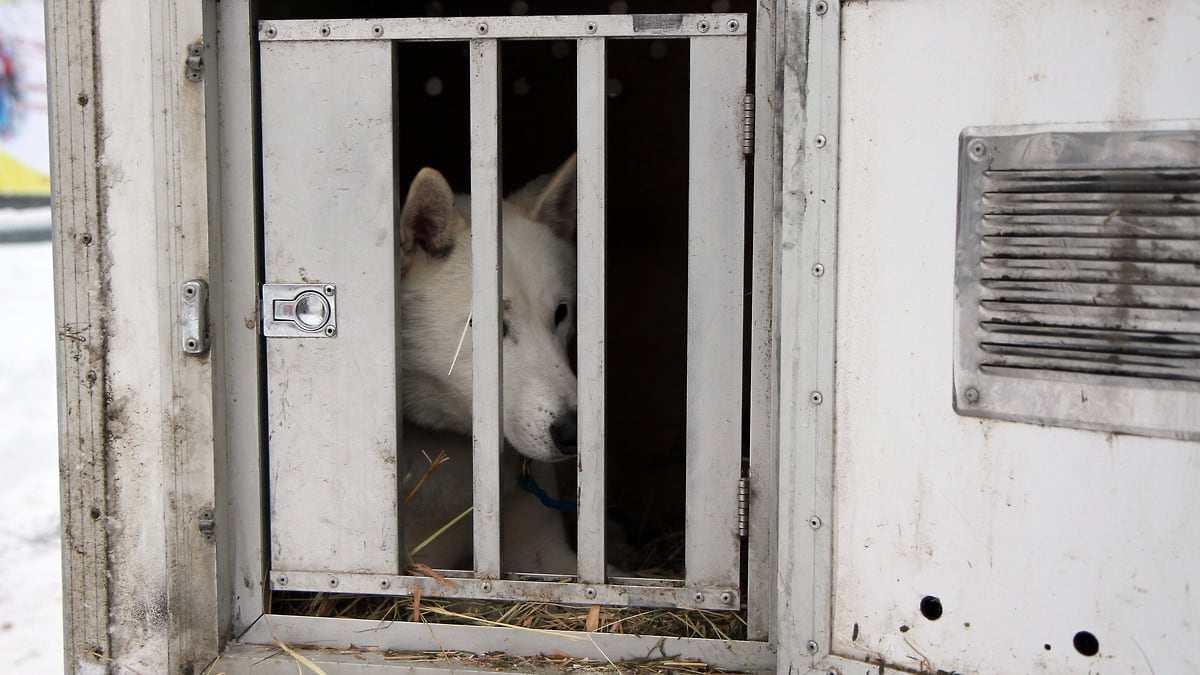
left=955, top=123, right=1200, bottom=440
left=257, top=14, right=748, bottom=42
left=684, top=32, right=748, bottom=590
left=261, top=40, right=401, bottom=573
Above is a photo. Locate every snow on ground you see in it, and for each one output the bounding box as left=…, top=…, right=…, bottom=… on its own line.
left=0, top=239, right=65, bottom=673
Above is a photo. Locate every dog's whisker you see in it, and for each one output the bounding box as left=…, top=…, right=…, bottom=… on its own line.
left=447, top=310, right=472, bottom=376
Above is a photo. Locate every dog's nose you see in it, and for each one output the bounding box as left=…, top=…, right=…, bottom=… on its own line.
left=550, top=409, right=578, bottom=455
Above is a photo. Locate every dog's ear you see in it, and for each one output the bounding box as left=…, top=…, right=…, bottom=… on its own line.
left=529, top=154, right=577, bottom=241
left=399, top=168, right=459, bottom=271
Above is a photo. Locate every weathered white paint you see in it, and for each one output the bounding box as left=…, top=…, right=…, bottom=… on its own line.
left=834, top=1, right=1200, bottom=672
left=51, top=0, right=220, bottom=672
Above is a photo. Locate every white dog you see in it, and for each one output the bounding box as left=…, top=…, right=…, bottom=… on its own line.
left=397, top=157, right=581, bottom=575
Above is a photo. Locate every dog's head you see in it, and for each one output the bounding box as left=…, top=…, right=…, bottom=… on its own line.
left=398, top=157, right=579, bottom=462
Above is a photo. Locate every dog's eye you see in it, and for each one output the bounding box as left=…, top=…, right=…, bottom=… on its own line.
left=554, top=302, right=569, bottom=327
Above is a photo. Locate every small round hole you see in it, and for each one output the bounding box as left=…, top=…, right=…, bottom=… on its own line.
left=1073, top=631, right=1099, bottom=657
left=1044, top=643, right=1052, bottom=651
left=920, top=595, right=943, bottom=621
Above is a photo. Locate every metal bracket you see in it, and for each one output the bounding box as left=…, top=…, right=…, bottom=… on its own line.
left=185, top=42, right=203, bottom=83
left=262, top=283, right=338, bottom=337
left=737, top=476, right=749, bottom=538
left=180, top=280, right=209, bottom=355
left=198, top=507, right=215, bottom=543
left=741, top=93, right=754, bottom=155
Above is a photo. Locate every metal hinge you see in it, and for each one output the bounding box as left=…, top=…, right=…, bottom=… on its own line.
left=180, top=280, right=209, bottom=355
left=185, top=42, right=204, bottom=83
left=737, top=477, right=749, bottom=538
left=198, top=507, right=215, bottom=543
left=741, top=93, right=754, bottom=156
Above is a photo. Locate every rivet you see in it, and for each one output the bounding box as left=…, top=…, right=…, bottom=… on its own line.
left=263, top=26, right=277, bottom=39
left=585, top=586, right=597, bottom=599
left=726, top=19, right=740, bottom=31
left=814, top=134, right=827, bottom=149
left=76, top=93, right=89, bottom=106
left=827, top=668, right=841, bottom=675
left=185, top=339, right=198, bottom=351
left=586, top=21, right=598, bottom=34
left=323, top=284, right=335, bottom=296
left=965, top=387, right=980, bottom=405
left=809, top=515, right=822, bottom=529
left=324, top=325, right=337, bottom=337
left=720, top=591, right=734, bottom=605
left=812, top=263, right=825, bottom=277
left=319, top=25, right=331, bottom=38
left=807, top=640, right=819, bottom=654
left=327, top=576, right=339, bottom=588
left=80, top=233, right=93, bottom=245
left=277, top=574, right=288, bottom=586
left=968, top=139, right=989, bottom=161
left=810, top=391, right=823, bottom=405
left=481, top=581, right=492, bottom=592
left=815, top=1, right=829, bottom=15
left=372, top=24, right=384, bottom=37
left=477, top=22, right=489, bottom=35
left=694, top=591, right=705, bottom=603
left=85, top=371, right=97, bottom=384
left=380, top=578, right=391, bottom=589
left=697, top=20, right=710, bottom=33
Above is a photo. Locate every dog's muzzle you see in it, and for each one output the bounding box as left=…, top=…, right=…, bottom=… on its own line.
left=550, top=409, right=578, bottom=455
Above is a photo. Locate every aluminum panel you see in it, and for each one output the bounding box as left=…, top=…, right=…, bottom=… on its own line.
left=684, top=34, right=747, bottom=590
left=261, top=40, right=400, bottom=573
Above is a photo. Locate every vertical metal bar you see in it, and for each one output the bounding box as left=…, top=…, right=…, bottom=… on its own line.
left=777, top=0, right=838, bottom=669
left=469, top=38, right=503, bottom=579
left=261, top=40, right=400, bottom=574
left=747, top=0, right=782, bottom=641
left=576, top=37, right=607, bottom=584
left=685, top=34, right=747, bottom=591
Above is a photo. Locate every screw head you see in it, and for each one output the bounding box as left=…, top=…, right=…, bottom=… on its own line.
left=319, top=25, right=331, bottom=37
left=726, top=19, right=740, bottom=31
left=324, top=325, right=337, bottom=337
left=814, top=134, right=827, bottom=149
left=327, top=576, right=339, bottom=588
left=372, top=24, right=384, bottom=37
left=264, top=26, right=277, bottom=39
left=277, top=574, right=288, bottom=586
left=380, top=578, right=391, bottom=589
left=810, top=391, right=824, bottom=405
left=694, top=592, right=705, bottom=603
left=697, top=20, right=710, bottom=32
left=323, top=284, right=335, bottom=296
left=968, top=139, right=989, bottom=161
left=720, top=591, right=734, bottom=605
left=477, top=22, right=489, bottom=35
left=480, top=581, right=492, bottom=592
left=964, top=386, right=980, bottom=405
left=812, top=263, right=825, bottom=277
left=585, top=586, right=597, bottom=599
left=809, top=515, right=822, bottom=529
left=586, top=21, right=598, bottom=34
left=807, top=640, right=819, bottom=654
left=815, top=1, right=829, bottom=15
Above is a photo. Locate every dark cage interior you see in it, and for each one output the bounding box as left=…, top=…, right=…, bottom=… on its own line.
left=258, top=0, right=756, bottom=579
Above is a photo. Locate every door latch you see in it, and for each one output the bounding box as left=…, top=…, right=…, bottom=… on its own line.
left=262, top=283, right=338, bottom=337
left=181, top=280, right=209, bottom=355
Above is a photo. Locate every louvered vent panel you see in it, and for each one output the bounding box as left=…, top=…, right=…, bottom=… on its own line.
left=979, top=168, right=1200, bottom=387
left=955, top=124, right=1200, bottom=440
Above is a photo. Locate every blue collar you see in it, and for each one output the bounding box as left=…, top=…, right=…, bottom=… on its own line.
left=518, top=465, right=577, bottom=512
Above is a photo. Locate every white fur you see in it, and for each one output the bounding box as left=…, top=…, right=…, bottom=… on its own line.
left=398, top=158, right=580, bottom=574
